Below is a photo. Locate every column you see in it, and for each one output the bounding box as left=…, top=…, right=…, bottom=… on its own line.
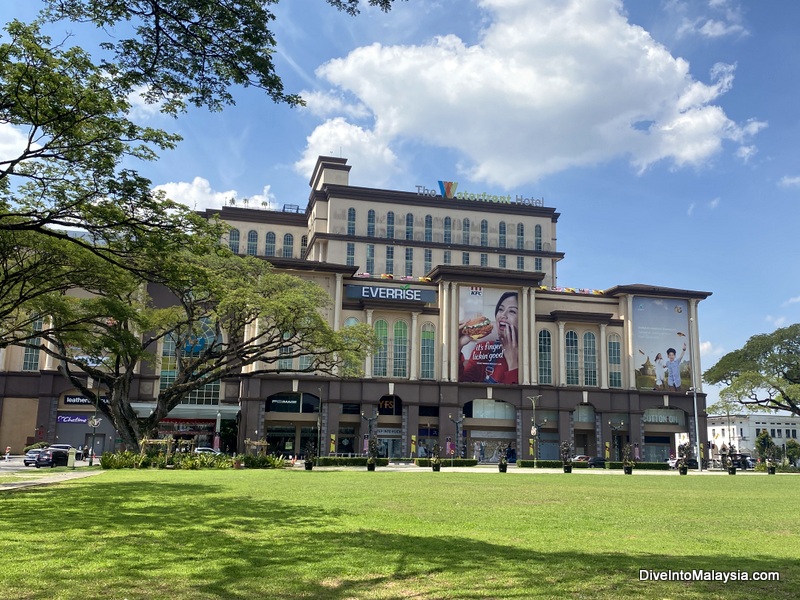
left=450, top=282, right=459, bottom=383
left=521, top=286, right=530, bottom=385
left=333, top=273, right=343, bottom=331
left=599, top=322, right=608, bottom=390
left=365, top=309, right=373, bottom=378
left=557, top=321, right=566, bottom=386
left=410, top=312, right=419, bottom=380
left=440, top=282, right=449, bottom=381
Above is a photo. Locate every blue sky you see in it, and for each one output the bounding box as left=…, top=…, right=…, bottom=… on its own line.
left=4, top=0, right=800, bottom=405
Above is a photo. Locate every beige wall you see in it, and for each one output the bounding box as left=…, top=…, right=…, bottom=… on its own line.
left=0, top=397, right=39, bottom=453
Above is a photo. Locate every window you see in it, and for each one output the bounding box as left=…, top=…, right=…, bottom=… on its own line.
left=299, top=354, right=313, bottom=371
left=480, top=219, right=488, bottom=246
left=387, top=211, right=395, bottom=238
left=22, top=316, right=43, bottom=371
left=366, top=244, right=375, bottom=274
left=517, top=256, right=524, bottom=271
left=583, top=332, right=597, bottom=386
left=444, top=250, right=451, bottom=264
left=517, top=223, right=524, bottom=250
left=424, top=248, right=432, bottom=273
left=566, top=330, right=579, bottom=385
left=228, top=229, right=240, bottom=253
left=462, top=252, right=470, bottom=265
left=385, top=246, right=394, bottom=274
left=264, top=232, right=276, bottom=256
left=535, top=224, right=542, bottom=251
left=300, top=235, right=308, bottom=257
left=535, top=257, right=542, bottom=271
left=247, top=230, right=258, bottom=256
left=462, top=219, right=470, bottom=245
left=373, top=320, right=388, bottom=377
left=480, top=253, right=488, bottom=267
left=420, top=323, right=435, bottom=379
left=538, top=330, right=552, bottom=384
left=444, top=217, right=452, bottom=244
left=367, top=210, right=376, bottom=237
left=282, top=234, right=293, bottom=258
left=278, top=345, right=293, bottom=370
left=608, top=334, right=622, bottom=388
left=347, top=207, right=356, bottom=236
left=393, top=321, right=408, bottom=377
left=424, top=215, right=432, bottom=242
left=160, top=322, right=220, bottom=405
left=499, top=222, right=506, bottom=248
left=405, top=247, right=413, bottom=277
left=406, top=213, right=414, bottom=240
left=346, top=242, right=355, bottom=266
left=499, top=255, right=506, bottom=268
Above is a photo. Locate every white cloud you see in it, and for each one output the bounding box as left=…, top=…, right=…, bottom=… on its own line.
left=154, top=177, right=276, bottom=211
left=675, top=0, right=748, bottom=39
left=699, top=339, right=724, bottom=358
left=300, top=90, right=371, bottom=120
left=0, top=123, right=34, bottom=163
left=779, top=176, right=800, bottom=188
left=708, top=197, right=720, bottom=209
left=301, top=0, right=762, bottom=187
left=127, top=85, right=166, bottom=120
left=687, top=202, right=696, bottom=216
left=765, top=315, right=787, bottom=328
left=783, top=296, right=800, bottom=306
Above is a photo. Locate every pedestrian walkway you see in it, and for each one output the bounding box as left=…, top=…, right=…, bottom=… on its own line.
left=0, top=469, right=104, bottom=492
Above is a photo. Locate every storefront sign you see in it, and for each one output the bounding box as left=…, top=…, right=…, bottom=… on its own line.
left=415, top=181, right=544, bottom=207
left=64, top=395, right=109, bottom=405
left=345, top=285, right=436, bottom=303
left=376, top=428, right=401, bottom=436
left=643, top=409, right=683, bottom=425
left=58, top=415, right=89, bottom=424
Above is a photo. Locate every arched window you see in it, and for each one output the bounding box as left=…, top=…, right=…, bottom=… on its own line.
left=405, top=213, right=414, bottom=240
left=499, top=222, right=506, bottom=248
left=393, top=321, right=408, bottom=378
left=344, top=317, right=359, bottom=327
left=228, top=229, right=240, bottom=254
left=444, top=217, right=452, bottom=244
left=386, top=211, right=395, bottom=238
left=367, top=210, right=376, bottom=237
left=516, top=223, right=524, bottom=250
left=535, top=224, right=542, bottom=251
left=566, top=330, right=579, bottom=385
left=583, top=332, right=597, bottom=386
left=424, top=215, right=432, bottom=242
left=538, top=330, right=552, bottom=384
left=373, top=320, right=388, bottom=377
left=264, top=232, right=276, bottom=256
left=347, top=207, right=356, bottom=236
left=462, top=219, right=470, bottom=245
left=480, top=219, right=488, bottom=246
left=282, top=234, right=293, bottom=258
left=420, top=322, right=435, bottom=379
left=608, top=333, right=622, bottom=388
left=300, top=235, right=308, bottom=257
left=247, top=230, right=258, bottom=256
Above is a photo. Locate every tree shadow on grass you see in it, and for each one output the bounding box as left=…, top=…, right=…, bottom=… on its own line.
left=1, top=478, right=797, bottom=600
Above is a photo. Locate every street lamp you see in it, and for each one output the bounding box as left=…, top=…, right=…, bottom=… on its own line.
left=531, top=418, right=547, bottom=467
left=688, top=317, right=703, bottom=472
left=528, top=395, right=542, bottom=468
left=214, top=410, right=221, bottom=451
left=449, top=412, right=466, bottom=464
left=361, top=409, right=378, bottom=454
left=317, top=388, right=323, bottom=466
left=608, top=420, right=625, bottom=461
left=87, top=378, right=102, bottom=467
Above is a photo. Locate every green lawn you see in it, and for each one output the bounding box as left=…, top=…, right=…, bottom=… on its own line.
left=1, top=468, right=798, bottom=599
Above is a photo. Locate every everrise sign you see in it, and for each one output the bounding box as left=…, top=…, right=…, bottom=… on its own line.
left=415, top=181, right=544, bottom=207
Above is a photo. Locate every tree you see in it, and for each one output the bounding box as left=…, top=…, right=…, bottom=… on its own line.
left=32, top=250, right=376, bottom=451
left=785, top=439, right=800, bottom=466
left=703, top=324, right=800, bottom=417
left=754, top=429, right=776, bottom=462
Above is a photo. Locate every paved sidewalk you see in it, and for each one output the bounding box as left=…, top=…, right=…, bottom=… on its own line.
left=0, top=469, right=104, bottom=492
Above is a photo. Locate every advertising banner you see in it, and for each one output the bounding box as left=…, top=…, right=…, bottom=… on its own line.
left=632, top=296, right=691, bottom=391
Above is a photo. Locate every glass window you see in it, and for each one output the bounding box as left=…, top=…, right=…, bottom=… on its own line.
left=499, top=222, right=506, bottom=248
left=583, top=332, right=597, bottom=386
left=22, top=316, right=43, bottom=371
left=480, top=219, right=488, bottom=246
left=278, top=345, right=293, bottom=370
left=406, top=213, right=414, bottom=240
left=300, top=235, right=307, bottom=257
left=538, top=330, right=552, bottom=384
left=347, top=207, right=356, bottom=236
left=566, top=330, right=579, bottom=385
left=517, top=223, right=524, bottom=250
left=228, top=229, right=240, bottom=254
left=462, top=219, right=470, bottom=245
left=283, top=234, right=293, bottom=258
left=462, top=252, right=469, bottom=265
left=444, top=217, right=452, bottom=244
left=366, top=244, right=375, bottom=274
left=535, top=224, right=542, bottom=251
left=264, top=232, right=276, bottom=256
left=424, top=215, right=432, bottom=242
left=367, top=210, right=376, bottom=237
left=393, top=321, right=408, bottom=378
left=160, top=321, right=220, bottom=405
left=443, top=250, right=451, bottom=265
left=405, top=247, right=413, bottom=277
left=535, top=257, right=542, bottom=272
left=424, top=248, right=432, bottom=273
left=346, top=242, right=355, bottom=266
left=387, top=211, right=395, bottom=238
left=499, top=255, right=506, bottom=269
left=480, top=253, right=488, bottom=267
left=608, top=333, right=622, bottom=388
left=247, top=230, right=258, bottom=256
left=517, top=256, right=524, bottom=271
left=344, top=317, right=359, bottom=327
left=373, top=320, right=388, bottom=377
left=385, top=246, right=394, bottom=275
left=420, top=323, right=435, bottom=379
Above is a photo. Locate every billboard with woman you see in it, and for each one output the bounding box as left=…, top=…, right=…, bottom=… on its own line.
left=458, top=286, right=519, bottom=385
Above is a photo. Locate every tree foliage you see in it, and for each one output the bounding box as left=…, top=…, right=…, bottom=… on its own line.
left=703, top=324, right=800, bottom=417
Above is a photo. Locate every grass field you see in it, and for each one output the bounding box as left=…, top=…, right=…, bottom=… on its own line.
left=1, top=467, right=798, bottom=599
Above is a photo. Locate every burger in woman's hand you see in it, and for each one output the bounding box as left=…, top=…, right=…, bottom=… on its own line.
left=460, top=316, right=493, bottom=340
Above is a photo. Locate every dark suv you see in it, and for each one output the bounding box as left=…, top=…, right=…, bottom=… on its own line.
left=729, top=453, right=751, bottom=469
left=35, top=448, right=69, bottom=468
left=587, top=456, right=606, bottom=468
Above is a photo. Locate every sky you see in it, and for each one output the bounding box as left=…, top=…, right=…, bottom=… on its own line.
left=3, top=0, right=800, bottom=406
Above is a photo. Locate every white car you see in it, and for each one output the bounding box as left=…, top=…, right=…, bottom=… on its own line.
left=194, top=447, right=221, bottom=455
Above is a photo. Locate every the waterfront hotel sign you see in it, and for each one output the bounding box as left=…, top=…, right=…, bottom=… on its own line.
left=416, top=180, right=544, bottom=207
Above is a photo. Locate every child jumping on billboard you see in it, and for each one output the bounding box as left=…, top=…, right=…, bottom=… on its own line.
left=665, top=344, right=687, bottom=391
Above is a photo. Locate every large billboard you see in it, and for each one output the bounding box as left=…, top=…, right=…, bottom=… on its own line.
left=458, top=286, right=519, bottom=385
left=632, top=296, right=692, bottom=391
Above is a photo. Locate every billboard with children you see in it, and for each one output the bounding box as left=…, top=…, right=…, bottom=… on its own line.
left=632, top=296, right=692, bottom=392
left=458, top=286, right=519, bottom=385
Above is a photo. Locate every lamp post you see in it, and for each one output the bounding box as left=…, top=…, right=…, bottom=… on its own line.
left=361, top=409, right=378, bottom=454
left=531, top=418, right=547, bottom=466
left=448, top=413, right=465, bottom=462
left=317, top=387, right=323, bottom=466
left=87, top=378, right=102, bottom=467
left=528, top=395, right=542, bottom=468
left=608, top=420, right=625, bottom=461
left=689, top=317, right=703, bottom=472
left=214, top=410, right=221, bottom=451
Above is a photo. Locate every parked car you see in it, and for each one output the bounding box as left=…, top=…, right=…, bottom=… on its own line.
left=23, top=448, right=43, bottom=466
left=35, top=448, right=69, bottom=468
left=666, top=457, right=699, bottom=469
left=729, top=453, right=751, bottom=469
left=49, top=444, right=84, bottom=460
left=587, top=456, right=606, bottom=468
left=572, top=455, right=590, bottom=462
left=194, top=447, right=221, bottom=455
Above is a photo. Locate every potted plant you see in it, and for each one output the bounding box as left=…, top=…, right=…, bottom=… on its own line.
left=676, top=442, right=690, bottom=475
left=430, top=442, right=442, bottom=472
left=766, top=457, right=777, bottom=475
left=622, top=443, right=635, bottom=475
left=498, top=443, right=509, bottom=473
left=560, top=441, right=573, bottom=473
left=304, top=442, right=315, bottom=471
left=366, top=436, right=378, bottom=471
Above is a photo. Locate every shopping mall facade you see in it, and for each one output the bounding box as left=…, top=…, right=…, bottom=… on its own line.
left=0, top=156, right=710, bottom=462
